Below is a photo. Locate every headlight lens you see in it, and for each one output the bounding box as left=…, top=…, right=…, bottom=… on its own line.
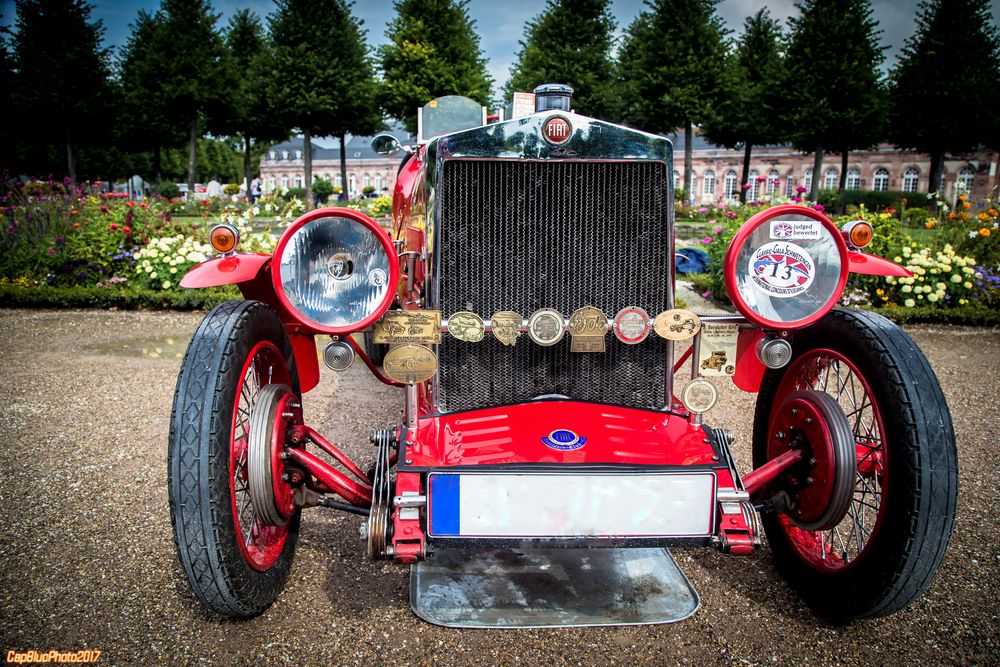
left=273, top=209, right=397, bottom=333
left=724, top=206, right=848, bottom=330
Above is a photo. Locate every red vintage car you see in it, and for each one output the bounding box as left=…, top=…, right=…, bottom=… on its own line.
left=168, top=87, right=956, bottom=625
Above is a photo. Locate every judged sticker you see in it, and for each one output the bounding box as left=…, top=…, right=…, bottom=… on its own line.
left=749, top=242, right=815, bottom=298
left=770, top=219, right=821, bottom=240
left=698, top=323, right=738, bottom=377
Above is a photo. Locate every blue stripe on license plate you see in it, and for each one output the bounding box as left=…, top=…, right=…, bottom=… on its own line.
left=430, top=474, right=460, bottom=536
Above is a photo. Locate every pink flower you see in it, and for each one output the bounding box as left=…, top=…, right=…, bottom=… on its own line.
left=696, top=207, right=708, bottom=213
left=813, top=204, right=825, bottom=212
left=725, top=211, right=738, bottom=218
left=109, top=223, right=119, bottom=231
left=100, top=205, right=109, bottom=213
left=792, top=196, right=802, bottom=203
left=713, top=225, right=724, bottom=233
left=46, top=248, right=55, bottom=255
left=755, top=176, right=766, bottom=183
left=122, top=225, right=132, bottom=235
left=796, top=186, right=807, bottom=193
left=741, top=183, right=751, bottom=189
left=701, top=290, right=712, bottom=298
left=702, top=236, right=713, bottom=244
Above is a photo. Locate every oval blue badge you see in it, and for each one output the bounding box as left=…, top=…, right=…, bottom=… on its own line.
left=542, top=429, right=587, bottom=451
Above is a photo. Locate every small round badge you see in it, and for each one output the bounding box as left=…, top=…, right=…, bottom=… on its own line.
left=613, top=307, right=651, bottom=344
left=448, top=311, right=484, bottom=342
left=527, top=308, right=565, bottom=346
left=681, top=378, right=718, bottom=414
left=653, top=308, right=702, bottom=341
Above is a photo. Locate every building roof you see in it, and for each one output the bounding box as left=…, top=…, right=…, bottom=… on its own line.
left=267, top=123, right=413, bottom=162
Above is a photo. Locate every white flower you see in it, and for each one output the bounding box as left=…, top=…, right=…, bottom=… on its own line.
left=169, top=267, right=177, bottom=274
left=150, top=271, right=157, bottom=278
left=927, top=293, right=938, bottom=303
left=162, top=280, right=171, bottom=289
left=964, top=281, right=972, bottom=289
left=904, top=298, right=915, bottom=307
left=902, top=285, right=912, bottom=293
left=951, top=274, right=962, bottom=283
left=969, top=231, right=978, bottom=238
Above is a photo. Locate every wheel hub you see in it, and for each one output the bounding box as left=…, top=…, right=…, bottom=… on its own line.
left=768, top=391, right=855, bottom=531
left=248, top=383, right=300, bottom=526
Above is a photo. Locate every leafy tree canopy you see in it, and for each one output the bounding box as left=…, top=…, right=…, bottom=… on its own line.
left=783, top=0, right=886, bottom=157
left=889, top=0, right=1000, bottom=167
left=700, top=8, right=786, bottom=150
left=11, top=0, right=115, bottom=179
left=378, top=0, right=494, bottom=133
left=269, top=0, right=380, bottom=138
left=504, top=0, right=619, bottom=120
left=617, top=0, right=730, bottom=135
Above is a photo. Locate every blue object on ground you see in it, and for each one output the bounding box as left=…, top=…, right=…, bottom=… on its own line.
left=675, top=247, right=709, bottom=274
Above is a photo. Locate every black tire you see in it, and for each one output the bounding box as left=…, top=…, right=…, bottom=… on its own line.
left=752, top=308, right=957, bottom=620
left=168, top=300, right=301, bottom=617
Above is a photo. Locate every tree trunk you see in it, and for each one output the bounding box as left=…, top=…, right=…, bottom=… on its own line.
left=153, top=145, right=161, bottom=187
left=837, top=150, right=849, bottom=213
left=66, top=130, right=76, bottom=188
left=303, top=129, right=313, bottom=210
left=339, top=134, right=348, bottom=201
left=243, top=133, right=252, bottom=194
left=739, top=143, right=752, bottom=204
left=187, top=118, right=197, bottom=195
left=809, top=144, right=824, bottom=203
left=928, top=150, right=944, bottom=195
left=684, top=120, right=694, bottom=204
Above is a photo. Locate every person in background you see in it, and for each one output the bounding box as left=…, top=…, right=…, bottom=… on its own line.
left=250, top=175, right=262, bottom=204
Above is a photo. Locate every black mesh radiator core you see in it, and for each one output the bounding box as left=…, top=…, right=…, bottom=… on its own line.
left=436, top=159, right=671, bottom=412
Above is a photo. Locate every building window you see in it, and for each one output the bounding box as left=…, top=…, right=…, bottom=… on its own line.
left=335, top=174, right=342, bottom=188
left=375, top=174, right=383, bottom=191
left=766, top=169, right=780, bottom=196
left=846, top=167, right=861, bottom=190
left=956, top=167, right=975, bottom=195
left=804, top=169, right=813, bottom=193
left=363, top=174, right=371, bottom=189
left=295, top=150, right=302, bottom=160
left=280, top=174, right=289, bottom=189
left=281, top=150, right=289, bottom=160
left=353, top=152, right=362, bottom=158
left=724, top=170, right=738, bottom=200
left=673, top=170, right=680, bottom=192
left=267, top=176, right=276, bottom=190
left=703, top=170, right=715, bottom=197
left=902, top=167, right=919, bottom=192
left=349, top=174, right=356, bottom=195
left=747, top=169, right=760, bottom=200
left=295, top=175, right=303, bottom=188
left=823, top=168, right=838, bottom=190
left=268, top=151, right=276, bottom=160
left=873, top=168, right=889, bottom=191
left=785, top=173, right=795, bottom=198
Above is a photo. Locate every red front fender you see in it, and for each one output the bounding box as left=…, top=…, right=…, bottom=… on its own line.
left=847, top=251, right=913, bottom=277
left=179, top=253, right=271, bottom=288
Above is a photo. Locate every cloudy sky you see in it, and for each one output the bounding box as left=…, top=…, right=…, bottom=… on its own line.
left=2, top=0, right=998, bottom=97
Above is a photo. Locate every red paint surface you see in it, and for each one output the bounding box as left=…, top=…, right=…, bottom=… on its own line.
left=179, top=253, right=271, bottom=288
left=733, top=328, right=767, bottom=393
left=846, top=251, right=913, bottom=277
left=407, top=401, right=717, bottom=467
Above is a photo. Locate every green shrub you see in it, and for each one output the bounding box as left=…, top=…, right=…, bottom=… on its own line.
left=312, top=179, right=334, bottom=201
left=363, top=185, right=376, bottom=195
left=223, top=183, right=241, bottom=196
left=818, top=189, right=912, bottom=213
left=156, top=182, right=181, bottom=199
left=0, top=284, right=240, bottom=310
left=285, top=187, right=306, bottom=201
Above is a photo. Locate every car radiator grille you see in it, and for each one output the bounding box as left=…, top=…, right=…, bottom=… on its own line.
left=436, top=159, right=671, bottom=412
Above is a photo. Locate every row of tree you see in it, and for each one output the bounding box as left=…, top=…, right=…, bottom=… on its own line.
left=506, top=0, right=1000, bottom=200
left=3, top=0, right=999, bottom=201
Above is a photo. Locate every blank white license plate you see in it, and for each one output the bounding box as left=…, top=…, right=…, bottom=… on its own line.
left=427, top=472, right=716, bottom=538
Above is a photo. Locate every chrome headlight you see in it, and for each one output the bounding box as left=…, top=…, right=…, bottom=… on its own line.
left=724, top=205, right=848, bottom=330
left=273, top=208, right=398, bottom=334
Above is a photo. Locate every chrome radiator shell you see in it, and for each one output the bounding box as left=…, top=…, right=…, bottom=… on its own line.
left=423, top=113, right=675, bottom=413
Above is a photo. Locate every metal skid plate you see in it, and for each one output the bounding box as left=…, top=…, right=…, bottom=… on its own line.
left=410, top=547, right=699, bottom=628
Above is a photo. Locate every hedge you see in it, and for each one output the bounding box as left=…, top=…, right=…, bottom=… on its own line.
left=0, top=285, right=240, bottom=310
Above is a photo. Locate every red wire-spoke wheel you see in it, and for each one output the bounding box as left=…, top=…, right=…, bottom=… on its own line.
left=231, top=345, right=295, bottom=571
left=169, top=300, right=301, bottom=617
left=752, top=309, right=958, bottom=620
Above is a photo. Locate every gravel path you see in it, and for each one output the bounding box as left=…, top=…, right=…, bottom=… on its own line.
left=0, top=308, right=997, bottom=666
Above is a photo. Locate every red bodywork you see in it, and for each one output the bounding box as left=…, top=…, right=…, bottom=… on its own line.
left=180, top=149, right=907, bottom=565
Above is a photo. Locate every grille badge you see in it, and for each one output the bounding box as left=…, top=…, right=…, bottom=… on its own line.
left=568, top=306, right=608, bottom=353
left=614, top=306, right=651, bottom=344
left=654, top=309, right=702, bottom=341
left=448, top=311, right=485, bottom=342
left=491, top=311, right=522, bottom=346
left=542, top=115, right=572, bottom=145
left=527, top=308, right=565, bottom=346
